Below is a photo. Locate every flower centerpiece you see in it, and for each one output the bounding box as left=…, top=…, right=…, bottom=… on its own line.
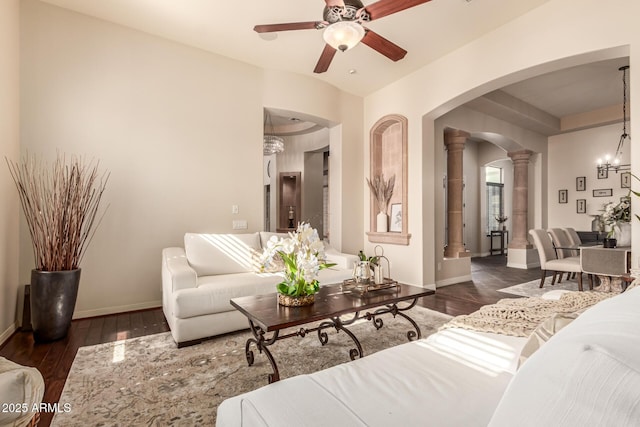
left=260, top=222, right=336, bottom=307
left=366, top=174, right=395, bottom=233
left=601, top=198, right=631, bottom=246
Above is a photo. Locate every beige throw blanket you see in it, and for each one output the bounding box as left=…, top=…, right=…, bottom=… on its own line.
left=440, top=292, right=614, bottom=337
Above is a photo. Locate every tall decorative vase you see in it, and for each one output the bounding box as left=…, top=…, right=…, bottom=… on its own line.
left=615, top=222, right=631, bottom=247
left=376, top=212, right=388, bottom=232
left=30, top=269, right=81, bottom=342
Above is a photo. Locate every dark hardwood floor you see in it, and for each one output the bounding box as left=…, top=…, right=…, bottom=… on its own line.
left=0, top=255, right=539, bottom=426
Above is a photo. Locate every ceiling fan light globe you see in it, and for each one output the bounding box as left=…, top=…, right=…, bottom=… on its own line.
left=323, top=21, right=365, bottom=52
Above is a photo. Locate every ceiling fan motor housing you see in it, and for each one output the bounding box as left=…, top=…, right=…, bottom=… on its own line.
left=324, top=0, right=371, bottom=24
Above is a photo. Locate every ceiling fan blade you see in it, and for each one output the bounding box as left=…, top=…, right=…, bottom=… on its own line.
left=361, top=29, right=407, bottom=61
left=314, top=44, right=337, bottom=73
left=365, top=0, right=432, bottom=21
left=324, top=0, right=345, bottom=6
left=254, top=22, right=320, bottom=33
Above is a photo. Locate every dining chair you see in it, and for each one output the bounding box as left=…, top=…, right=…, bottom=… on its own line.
left=564, top=227, right=582, bottom=247
left=547, top=228, right=577, bottom=282
left=529, top=229, right=584, bottom=291
left=548, top=228, right=578, bottom=258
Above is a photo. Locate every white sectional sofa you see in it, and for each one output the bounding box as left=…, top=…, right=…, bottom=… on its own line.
left=217, top=286, right=640, bottom=426
left=162, top=232, right=358, bottom=346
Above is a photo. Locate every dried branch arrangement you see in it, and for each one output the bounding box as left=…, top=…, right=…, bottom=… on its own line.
left=6, top=154, right=109, bottom=271
left=366, top=174, right=395, bottom=214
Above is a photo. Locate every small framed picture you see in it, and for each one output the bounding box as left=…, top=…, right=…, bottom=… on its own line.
left=558, top=189, right=568, bottom=204
left=597, top=167, right=608, bottom=179
left=389, top=203, right=402, bottom=232
left=621, top=172, right=631, bottom=188
left=593, top=188, right=613, bottom=197
left=576, top=199, right=586, bottom=214
left=576, top=176, right=586, bottom=191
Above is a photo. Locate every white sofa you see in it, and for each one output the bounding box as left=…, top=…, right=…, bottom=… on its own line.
left=217, top=286, right=640, bottom=426
left=162, top=232, right=358, bottom=346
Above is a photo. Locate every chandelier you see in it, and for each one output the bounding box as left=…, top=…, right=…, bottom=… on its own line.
left=263, top=111, right=284, bottom=156
left=597, top=65, right=631, bottom=174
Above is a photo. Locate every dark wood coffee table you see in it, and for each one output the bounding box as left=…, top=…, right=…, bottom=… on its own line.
left=230, top=282, right=435, bottom=383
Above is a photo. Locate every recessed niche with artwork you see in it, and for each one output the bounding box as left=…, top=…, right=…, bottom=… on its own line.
left=366, top=114, right=411, bottom=245
left=277, top=172, right=301, bottom=232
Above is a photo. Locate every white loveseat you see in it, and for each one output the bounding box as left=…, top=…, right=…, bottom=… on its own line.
left=217, top=286, right=640, bottom=426
left=162, top=232, right=358, bottom=346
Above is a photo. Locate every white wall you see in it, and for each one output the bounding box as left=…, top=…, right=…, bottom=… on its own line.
left=19, top=0, right=364, bottom=318
left=0, top=0, right=20, bottom=343
left=548, top=123, right=631, bottom=230
left=365, top=0, right=640, bottom=287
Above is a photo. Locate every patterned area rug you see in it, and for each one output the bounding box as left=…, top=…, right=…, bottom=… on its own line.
left=52, top=306, right=451, bottom=426
left=497, top=276, right=585, bottom=297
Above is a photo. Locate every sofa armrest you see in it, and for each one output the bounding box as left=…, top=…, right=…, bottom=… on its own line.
left=162, top=247, right=197, bottom=292
left=324, top=248, right=359, bottom=270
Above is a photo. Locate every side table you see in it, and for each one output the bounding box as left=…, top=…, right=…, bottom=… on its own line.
left=490, top=230, right=508, bottom=255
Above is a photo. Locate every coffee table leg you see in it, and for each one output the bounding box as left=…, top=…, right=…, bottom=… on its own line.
left=245, top=320, right=281, bottom=383
left=366, top=298, right=422, bottom=341
left=316, top=317, right=363, bottom=360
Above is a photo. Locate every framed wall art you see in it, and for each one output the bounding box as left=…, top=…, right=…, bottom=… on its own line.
left=576, top=176, right=586, bottom=191
left=597, top=168, right=608, bottom=179
left=576, top=199, right=586, bottom=214
left=621, top=172, right=631, bottom=188
left=389, top=203, right=402, bottom=232
left=558, top=189, right=568, bottom=204
left=593, top=188, right=613, bottom=197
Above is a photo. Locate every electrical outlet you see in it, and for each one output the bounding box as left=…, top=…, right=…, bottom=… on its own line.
left=232, top=220, right=248, bottom=230
left=232, top=205, right=239, bottom=214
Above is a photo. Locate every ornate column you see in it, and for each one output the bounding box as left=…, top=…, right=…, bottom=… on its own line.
left=444, top=128, right=470, bottom=258
left=508, top=150, right=533, bottom=249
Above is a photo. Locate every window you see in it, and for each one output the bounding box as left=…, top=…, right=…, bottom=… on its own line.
left=486, top=166, right=504, bottom=233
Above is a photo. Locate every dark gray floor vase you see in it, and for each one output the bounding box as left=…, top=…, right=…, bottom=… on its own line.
left=30, top=269, right=81, bottom=342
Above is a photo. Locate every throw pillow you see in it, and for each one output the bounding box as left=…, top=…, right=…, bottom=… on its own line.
left=518, top=312, right=579, bottom=368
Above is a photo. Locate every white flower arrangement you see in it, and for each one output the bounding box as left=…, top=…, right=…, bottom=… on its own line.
left=260, top=222, right=336, bottom=297
left=601, top=198, right=631, bottom=237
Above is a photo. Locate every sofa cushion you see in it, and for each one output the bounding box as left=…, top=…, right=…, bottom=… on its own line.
left=184, top=233, right=261, bottom=276
left=173, top=268, right=354, bottom=319
left=173, top=272, right=283, bottom=319
left=489, top=287, right=640, bottom=426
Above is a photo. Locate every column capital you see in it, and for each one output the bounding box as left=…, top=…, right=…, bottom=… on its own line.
left=507, top=149, right=533, bottom=162
left=444, top=128, right=470, bottom=148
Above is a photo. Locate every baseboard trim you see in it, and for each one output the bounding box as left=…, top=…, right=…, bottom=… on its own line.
left=436, top=275, right=472, bottom=287
left=0, top=322, right=17, bottom=347
left=507, top=261, right=540, bottom=269
left=73, top=300, right=162, bottom=319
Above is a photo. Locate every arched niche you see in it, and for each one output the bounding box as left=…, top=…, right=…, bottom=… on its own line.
left=367, top=114, right=411, bottom=245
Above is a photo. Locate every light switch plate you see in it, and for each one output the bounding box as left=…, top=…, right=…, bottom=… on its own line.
left=232, top=205, right=239, bottom=214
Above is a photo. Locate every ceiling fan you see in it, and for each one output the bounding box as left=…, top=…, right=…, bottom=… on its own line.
left=254, top=0, right=432, bottom=73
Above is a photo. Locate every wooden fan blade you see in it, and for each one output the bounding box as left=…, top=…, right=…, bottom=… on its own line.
left=254, top=22, right=320, bottom=33
left=361, top=29, right=407, bottom=61
left=324, top=0, right=345, bottom=6
left=314, top=44, right=337, bottom=73
left=365, top=0, right=432, bottom=21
